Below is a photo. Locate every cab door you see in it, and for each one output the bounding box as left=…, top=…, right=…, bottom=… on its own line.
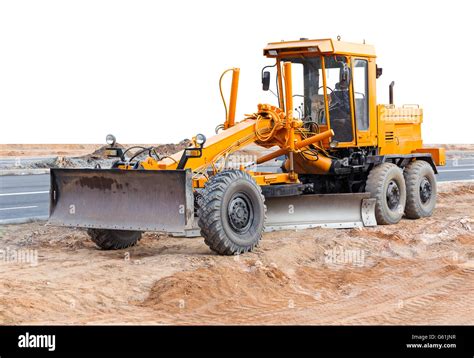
left=351, top=58, right=372, bottom=146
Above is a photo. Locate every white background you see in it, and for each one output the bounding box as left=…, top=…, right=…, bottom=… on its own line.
left=0, top=0, right=473, bottom=144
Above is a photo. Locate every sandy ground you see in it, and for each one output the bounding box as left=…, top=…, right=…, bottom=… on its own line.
left=0, top=181, right=472, bottom=325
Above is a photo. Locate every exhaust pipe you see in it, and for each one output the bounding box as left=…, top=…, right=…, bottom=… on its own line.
left=389, top=81, right=395, bottom=105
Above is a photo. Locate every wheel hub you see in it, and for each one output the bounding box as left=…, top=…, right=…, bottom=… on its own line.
left=386, top=180, right=400, bottom=210
left=228, top=194, right=253, bottom=233
left=419, top=177, right=432, bottom=204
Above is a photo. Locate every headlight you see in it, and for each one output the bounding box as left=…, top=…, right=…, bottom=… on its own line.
left=195, top=133, right=206, bottom=146
left=106, top=134, right=116, bottom=146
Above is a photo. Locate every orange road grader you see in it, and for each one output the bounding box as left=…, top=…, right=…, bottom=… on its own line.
left=49, top=38, right=446, bottom=255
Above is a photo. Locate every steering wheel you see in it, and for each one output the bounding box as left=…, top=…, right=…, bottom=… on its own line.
left=317, top=86, right=334, bottom=94
left=316, top=85, right=341, bottom=109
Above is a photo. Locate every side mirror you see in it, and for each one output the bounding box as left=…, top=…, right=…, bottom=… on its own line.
left=376, top=65, right=383, bottom=79
left=262, top=71, right=270, bottom=91
left=340, top=63, right=351, bottom=86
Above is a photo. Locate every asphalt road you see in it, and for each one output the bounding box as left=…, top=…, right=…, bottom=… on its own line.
left=1, top=156, right=473, bottom=225
left=437, top=156, right=474, bottom=181
left=0, top=174, right=50, bottom=224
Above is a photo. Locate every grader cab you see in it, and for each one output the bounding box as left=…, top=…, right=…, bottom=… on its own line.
left=49, top=38, right=445, bottom=254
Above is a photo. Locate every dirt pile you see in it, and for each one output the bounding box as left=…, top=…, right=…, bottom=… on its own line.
left=27, top=156, right=76, bottom=168
left=154, top=139, right=191, bottom=156
left=128, top=139, right=192, bottom=162
left=142, top=264, right=292, bottom=314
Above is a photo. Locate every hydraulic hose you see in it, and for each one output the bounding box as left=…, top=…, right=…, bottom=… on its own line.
left=219, top=68, right=235, bottom=124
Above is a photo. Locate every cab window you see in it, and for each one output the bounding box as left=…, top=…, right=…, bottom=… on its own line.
left=283, top=56, right=325, bottom=124
left=353, top=59, right=369, bottom=130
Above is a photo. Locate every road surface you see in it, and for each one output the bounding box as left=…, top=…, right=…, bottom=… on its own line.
left=1, top=156, right=473, bottom=225
left=0, top=174, right=50, bottom=224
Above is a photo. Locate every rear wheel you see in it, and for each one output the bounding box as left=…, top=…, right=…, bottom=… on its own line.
left=404, top=160, right=437, bottom=219
left=197, top=170, right=265, bottom=255
left=87, top=229, right=142, bottom=250
left=366, top=163, right=406, bottom=225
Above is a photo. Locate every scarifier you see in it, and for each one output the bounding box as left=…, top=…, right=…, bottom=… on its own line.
left=49, top=38, right=446, bottom=254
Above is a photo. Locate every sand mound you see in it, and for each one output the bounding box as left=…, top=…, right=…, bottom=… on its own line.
left=154, top=139, right=191, bottom=156
left=142, top=264, right=295, bottom=314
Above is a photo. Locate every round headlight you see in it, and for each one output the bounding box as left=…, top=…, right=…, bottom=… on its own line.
left=329, top=140, right=339, bottom=148
left=195, top=133, right=206, bottom=146
left=106, top=134, right=116, bottom=146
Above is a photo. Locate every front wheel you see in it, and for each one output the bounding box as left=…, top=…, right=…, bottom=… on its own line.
left=197, top=170, right=265, bottom=255
left=87, top=229, right=142, bottom=250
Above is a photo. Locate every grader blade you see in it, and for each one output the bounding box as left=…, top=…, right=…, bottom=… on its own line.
left=264, top=193, right=377, bottom=231
left=49, top=169, right=194, bottom=234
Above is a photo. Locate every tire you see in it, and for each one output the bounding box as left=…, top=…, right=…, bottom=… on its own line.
left=366, top=163, right=406, bottom=225
left=404, top=160, right=437, bottom=219
left=197, top=170, right=265, bottom=255
left=87, top=229, right=142, bottom=250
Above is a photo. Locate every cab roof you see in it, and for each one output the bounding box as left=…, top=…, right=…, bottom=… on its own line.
left=264, top=38, right=376, bottom=58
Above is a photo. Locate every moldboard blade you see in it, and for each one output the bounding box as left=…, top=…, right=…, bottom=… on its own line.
left=49, top=168, right=194, bottom=233
left=264, top=193, right=376, bottom=231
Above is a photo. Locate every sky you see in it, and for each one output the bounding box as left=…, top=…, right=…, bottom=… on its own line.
left=0, top=0, right=473, bottom=144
